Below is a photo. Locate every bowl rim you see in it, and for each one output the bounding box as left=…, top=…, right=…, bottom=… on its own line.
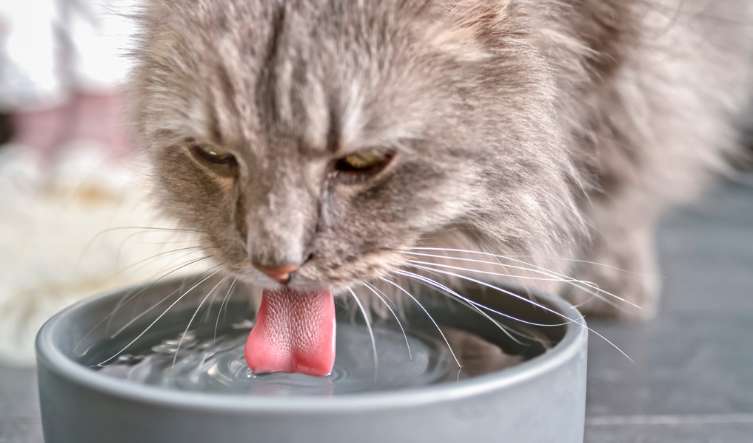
left=36, top=277, right=587, bottom=414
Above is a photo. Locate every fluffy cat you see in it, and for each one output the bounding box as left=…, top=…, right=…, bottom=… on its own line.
left=130, top=0, right=753, bottom=321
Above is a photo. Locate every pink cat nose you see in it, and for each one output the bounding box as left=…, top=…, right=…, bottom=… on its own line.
left=255, top=263, right=299, bottom=284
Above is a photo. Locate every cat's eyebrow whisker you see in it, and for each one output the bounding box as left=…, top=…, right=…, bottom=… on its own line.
left=405, top=263, right=633, bottom=362
left=401, top=249, right=641, bottom=311
left=404, top=258, right=627, bottom=314
left=348, top=288, right=379, bottom=379
left=360, top=281, right=413, bottom=361
left=213, top=278, right=239, bottom=346
left=378, top=277, right=462, bottom=369
left=97, top=265, right=225, bottom=366
left=172, top=276, right=229, bottom=367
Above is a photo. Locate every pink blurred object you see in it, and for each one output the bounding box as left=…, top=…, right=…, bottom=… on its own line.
left=11, top=91, right=133, bottom=163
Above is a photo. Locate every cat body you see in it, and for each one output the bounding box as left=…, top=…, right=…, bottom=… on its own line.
left=131, top=0, right=753, bottom=319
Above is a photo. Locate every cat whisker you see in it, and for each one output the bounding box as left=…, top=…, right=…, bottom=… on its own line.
left=394, top=269, right=546, bottom=345
left=348, top=288, right=379, bottom=379
left=378, top=277, right=462, bottom=369
left=113, top=229, right=204, bottom=265
left=404, top=247, right=645, bottom=277
left=404, top=257, right=626, bottom=314
left=213, top=278, right=239, bottom=346
left=105, top=254, right=216, bottom=333
left=406, top=257, right=568, bottom=283
left=113, top=246, right=207, bottom=276
left=74, top=255, right=215, bottom=354
left=402, top=248, right=641, bottom=311
left=110, top=265, right=222, bottom=338
left=92, top=225, right=206, bottom=236
left=172, top=276, right=229, bottom=367
left=110, top=282, right=190, bottom=339
left=97, top=266, right=224, bottom=366
left=79, top=225, right=206, bottom=266
left=394, top=269, right=566, bottom=329
left=405, top=262, right=633, bottom=362
left=201, top=275, right=228, bottom=324
left=360, top=282, right=413, bottom=361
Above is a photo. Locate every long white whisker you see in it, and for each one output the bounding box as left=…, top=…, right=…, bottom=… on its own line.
left=402, top=249, right=640, bottom=310
left=405, top=247, right=642, bottom=276
left=213, top=278, right=239, bottom=345
left=379, top=277, right=462, bottom=369
left=404, top=258, right=626, bottom=313
left=201, top=276, right=228, bottom=324
left=406, top=258, right=566, bottom=283
left=114, top=246, right=207, bottom=277
left=172, top=276, right=228, bottom=367
left=405, top=263, right=633, bottom=362
left=78, top=225, right=205, bottom=266
left=111, top=281, right=192, bottom=339
left=394, top=270, right=542, bottom=345
left=406, top=250, right=610, bottom=299
left=360, top=282, right=413, bottom=361
left=97, top=266, right=224, bottom=366
left=75, top=256, right=214, bottom=353
left=105, top=255, right=215, bottom=332
left=394, top=269, right=566, bottom=329
left=348, top=288, right=378, bottom=378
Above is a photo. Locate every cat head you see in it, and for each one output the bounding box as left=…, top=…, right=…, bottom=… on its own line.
left=131, top=0, right=580, bottom=291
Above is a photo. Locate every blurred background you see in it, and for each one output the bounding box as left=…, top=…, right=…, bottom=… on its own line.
left=0, top=0, right=207, bottom=367
left=0, top=1, right=751, bottom=442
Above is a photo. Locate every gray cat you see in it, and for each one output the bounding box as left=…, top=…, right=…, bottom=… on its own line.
left=130, top=0, right=753, bottom=322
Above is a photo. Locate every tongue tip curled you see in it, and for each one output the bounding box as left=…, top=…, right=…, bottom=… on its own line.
left=244, top=288, right=336, bottom=377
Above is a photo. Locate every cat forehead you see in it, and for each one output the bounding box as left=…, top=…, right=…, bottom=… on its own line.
left=182, top=78, right=426, bottom=156
left=170, top=46, right=441, bottom=152
left=139, top=0, right=477, bottom=151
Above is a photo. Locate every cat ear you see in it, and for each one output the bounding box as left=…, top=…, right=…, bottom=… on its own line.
left=420, top=0, right=511, bottom=62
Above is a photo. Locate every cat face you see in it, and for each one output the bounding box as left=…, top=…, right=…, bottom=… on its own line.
left=132, top=0, right=579, bottom=291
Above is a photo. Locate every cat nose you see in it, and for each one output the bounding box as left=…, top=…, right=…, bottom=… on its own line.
left=254, top=263, right=300, bottom=284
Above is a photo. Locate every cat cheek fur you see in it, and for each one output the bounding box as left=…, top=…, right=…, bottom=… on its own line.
left=149, top=146, right=249, bottom=268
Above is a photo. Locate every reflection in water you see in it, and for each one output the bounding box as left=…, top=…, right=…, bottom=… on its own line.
left=96, top=319, right=533, bottom=396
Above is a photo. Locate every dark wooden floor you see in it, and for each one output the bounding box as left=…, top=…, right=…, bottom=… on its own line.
left=2, top=176, right=752, bottom=443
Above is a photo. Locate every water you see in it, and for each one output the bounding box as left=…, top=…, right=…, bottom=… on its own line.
left=95, top=318, right=528, bottom=396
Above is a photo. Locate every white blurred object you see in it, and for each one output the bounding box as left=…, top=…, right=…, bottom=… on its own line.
left=0, top=0, right=137, bottom=110
left=68, top=0, right=138, bottom=92
left=0, top=145, right=209, bottom=366
left=0, top=0, right=65, bottom=108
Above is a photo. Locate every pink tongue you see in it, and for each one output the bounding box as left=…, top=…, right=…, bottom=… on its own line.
left=244, top=288, right=336, bottom=377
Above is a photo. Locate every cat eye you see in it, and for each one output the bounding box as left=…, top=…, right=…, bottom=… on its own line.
left=189, top=143, right=237, bottom=168
left=334, top=149, right=395, bottom=178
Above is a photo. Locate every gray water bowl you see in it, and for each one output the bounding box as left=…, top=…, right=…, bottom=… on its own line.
left=36, top=276, right=588, bottom=443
